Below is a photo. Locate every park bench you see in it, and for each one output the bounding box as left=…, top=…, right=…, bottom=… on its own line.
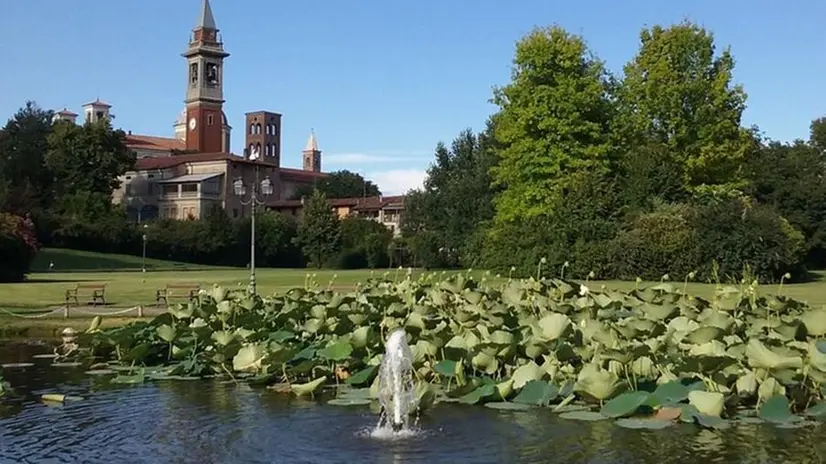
left=65, top=284, right=107, bottom=307
left=156, top=283, right=200, bottom=307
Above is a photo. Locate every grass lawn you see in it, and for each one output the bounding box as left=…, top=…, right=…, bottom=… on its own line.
left=2, top=249, right=825, bottom=335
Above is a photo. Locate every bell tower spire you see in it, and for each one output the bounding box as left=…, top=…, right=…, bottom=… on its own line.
left=302, top=130, right=322, bottom=172
left=183, top=0, right=230, bottom=153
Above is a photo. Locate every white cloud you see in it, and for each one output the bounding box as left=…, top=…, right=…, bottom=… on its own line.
left=367, top=169, right=427, bottom=195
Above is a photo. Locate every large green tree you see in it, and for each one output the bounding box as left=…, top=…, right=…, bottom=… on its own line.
left=0, top=102, right=55, bottom=214
left=490, top=26, right=615, bottom=222
left=616, top=20, right=753, bottom=192
left=46, top=118, right=135, bottom=198
left=402, top=123, right=498, bottom=267
left=294, top=190, right=341, bottom=267
left=290, top=170, right=380, bottom=200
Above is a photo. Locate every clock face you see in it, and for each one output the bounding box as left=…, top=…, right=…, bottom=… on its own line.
left=189, top=117, right=197, bottom=130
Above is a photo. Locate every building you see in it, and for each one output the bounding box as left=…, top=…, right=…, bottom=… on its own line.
left=268, top=195, right=405, bottom=236
left=55, top=0, right=327, bottom=221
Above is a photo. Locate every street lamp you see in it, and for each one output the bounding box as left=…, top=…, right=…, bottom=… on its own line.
left=233, top=167, right=273, bottom=295
left=141, top=224, right=149, bottom=273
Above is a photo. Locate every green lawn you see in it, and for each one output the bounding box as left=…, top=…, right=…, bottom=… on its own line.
left=31, top=248, right=222, bottom=272
left=3, top=248, right=825, bottom=311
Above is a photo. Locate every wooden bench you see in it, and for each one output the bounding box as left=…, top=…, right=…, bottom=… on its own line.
left=156, top=283, right=200, bottom=307
left=65, top=284, right=106, bottom=306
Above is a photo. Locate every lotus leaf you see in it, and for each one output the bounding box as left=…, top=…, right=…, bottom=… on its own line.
left=303, top=318, right=325, bottom=335
left=513, top=380, right=558, bottom=406
left=434, top=359, right=459, bottom=378
left=496, top=378, right=514, bottom=399
left=415, top=381, right=436, bottom=411
left=640, top=302, right=678, bottom=321
left=688, top=390, right=724, bottom=417
left=291, top=376, right=326, bottom=396
left=631, top=356, right=655, bottom=378
left=804, top=401, right=826, bottom=418
left=511, top=361, right=545, bottom=389
left=111, top=373, right=145, bottom=384
left=328, top=397, right=371, bottom=406
left=615, top=417, right=671, bottom=430
left=807, top=340, right=826, bottom=372
left=799, top=309, right=826, bottom=336
left=471, top=351, right=498, bottom=375
left=157, top=324, right=176, bottom=343
left=651, top=381, right=689, bottom=404
left=758, top=394, right=801, bottom=424
left=745, top=339, right=803, bottom=370
left=484, top=402, right=531, bottom=411
left=169, top=303, right=195, bottom=320
left=233, top=344, right=266, bottom=373
left=211, top=330, right=235, bottom=346
left=757, top=377, right=785, bottom=402
left=686, top=326, right=725, bottom=345
left=574, top=363, right=623, bottom=402
left=600, top=391, right=654, bottom=418
left=735, top=372, right=758, bottom=396
left=558, top=410, right=607, bottom=421
left=458, top=383, right=496, bottom=405
left=318, top=340, right=353, bottom=362
left=536, top=313, right=572, bottom=342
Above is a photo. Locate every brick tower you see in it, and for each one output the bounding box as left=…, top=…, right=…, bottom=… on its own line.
left=182, top=0, right=230, bottom=153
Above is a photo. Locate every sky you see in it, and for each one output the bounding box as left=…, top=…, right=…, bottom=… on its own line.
left=1, top=1, right=825, bottom=195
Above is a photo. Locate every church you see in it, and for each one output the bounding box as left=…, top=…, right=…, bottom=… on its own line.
left=54, top=0, right=328, bottom=221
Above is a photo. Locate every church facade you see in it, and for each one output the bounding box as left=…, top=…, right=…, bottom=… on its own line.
left=56, top=0, right=327, bottom=221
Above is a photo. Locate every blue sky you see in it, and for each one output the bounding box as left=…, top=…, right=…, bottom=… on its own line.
left=1, top=1, right=825, bottom=194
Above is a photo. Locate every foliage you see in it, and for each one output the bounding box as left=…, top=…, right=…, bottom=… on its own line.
left=295, top=190, right=342, bottom=268
left=46, top=119, right=135, bottom=197
left=0, top=101, right=55, bottom=215
left=490, top=26, right=615, bottom=222
left=83, top=272, right=826, bottom=429
left=0, top=212, right=38, bottom=282
left=336, top=217, right=392, bottom=269
left=402, top=125, right=498, bottom=268
left=290, top=170, right=380, bottom=200
left=615, top=20, right=753, bottom=191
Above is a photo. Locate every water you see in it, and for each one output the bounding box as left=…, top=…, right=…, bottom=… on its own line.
left=1, top=340, right=826, bottom=463
left=375, top=328, right=416, bottom=433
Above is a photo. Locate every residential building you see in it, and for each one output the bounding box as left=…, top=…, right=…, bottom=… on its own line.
left=268, top=195, right=405, bottom=236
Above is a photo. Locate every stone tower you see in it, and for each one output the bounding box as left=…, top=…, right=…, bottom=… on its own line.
left=82, top=100, right=111, bottom=123
left=244, top=111, right=282, bottom=165
left=182, top=0, right=231, bottom=153
left=302, top=131, right=322, bottom=172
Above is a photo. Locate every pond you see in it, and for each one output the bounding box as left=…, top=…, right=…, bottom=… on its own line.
left=0, top=340, right=824, bottom=464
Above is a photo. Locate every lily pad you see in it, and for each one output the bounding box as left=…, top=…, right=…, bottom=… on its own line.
left=484, top=402, right=531, bottom=411
left=558, top=410, right=607, bottom=421
left=804, top=401, right=826, bottom=418
left=758, top=395, right=801, bottom=424
left=600, top=391, right=653, bottom=419
left=513, top=380, right=558, bottom=406
left=346, top=365, right=377, bottom=387
left=111, top=374, right=145, bottom=385
left=85, top=369, right=116, bottom=375
left=2, top=363, right=34, bottom=368
left=652, top=381, right=690, bottom=405
left=327, top=398, right=371, bottom=406
left=615, top=418, right=672, bottom=430
left=434, top=359, right=458, bottom=377
left=51, top=362, right=82, bottom=368
left=32, top=354, right=58, bottom=359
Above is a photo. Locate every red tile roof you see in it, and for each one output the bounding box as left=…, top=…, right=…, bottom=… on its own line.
left=279, top=167, right=328, bottom=180
left=56, top=109, right=78, bottom=116
left=126, top=134, right=187, bottom=152
left=132, top=151, right=329, bottom=177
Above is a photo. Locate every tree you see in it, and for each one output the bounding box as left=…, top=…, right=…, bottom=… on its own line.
left=489, top=26, right=615, bottom=222
left=294, top=190, right=341, bottom=267
left=402, top=123, right=498, bottom=267
left=290, top=170, right=380, bottom=200
left=810, top=117, right=826, bottom=153
left=615, top=20, right=753, bottom=192
left=0, top=101, right=55, bottom=214
left=46, top=118, right=135, bottom=198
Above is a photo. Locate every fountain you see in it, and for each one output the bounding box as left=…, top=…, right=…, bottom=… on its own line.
left=375, top=328, right=417, bottom=434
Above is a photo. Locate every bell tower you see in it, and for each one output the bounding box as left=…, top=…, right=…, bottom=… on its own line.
left=302, top=130, right=322, bottom=172
left=183, top=0, right=229, bottom=153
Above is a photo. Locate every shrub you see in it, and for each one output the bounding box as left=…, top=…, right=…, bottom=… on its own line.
left=607, top=203, right=699, bottom=280
left=0, top=213, right=38, bottom=282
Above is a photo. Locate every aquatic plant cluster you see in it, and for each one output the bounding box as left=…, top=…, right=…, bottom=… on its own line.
left=82, top=273, right=826, bottom=430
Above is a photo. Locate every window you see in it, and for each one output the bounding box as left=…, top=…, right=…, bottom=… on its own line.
left=265, top=124, right=270, bottom=135
left=162, top=184, right=177, bottom=195
left=249, top=124, right=253, bottom=134
left=170, top=207, right=178, bottom=218
left=265, top=144, right=270, bottom=156
left=256, top=123, right=262, bottom=134
left=181, top=183, right=198, bottom=193
left=207, top=114, right=214, bottom=126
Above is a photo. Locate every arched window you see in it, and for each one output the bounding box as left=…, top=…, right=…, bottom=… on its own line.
left=249, top=124, right=254, bottom=134
left=265, top=144, right=270, bottom=156
left=265, top=124, right=270, bottom=135
left=256, top=142, right=261, bottom=155
left=256, top=123, right=262, bottom=134
left=249, top=144, right=254, bottom=155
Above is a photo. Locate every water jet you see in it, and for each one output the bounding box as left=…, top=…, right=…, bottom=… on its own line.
left=375, top=328, right=416, bottom=434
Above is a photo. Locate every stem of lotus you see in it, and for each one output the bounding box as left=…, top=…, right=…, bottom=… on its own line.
left=222, top=362, right=237, bottom=383
left=281, top=364, right=289, bottom=383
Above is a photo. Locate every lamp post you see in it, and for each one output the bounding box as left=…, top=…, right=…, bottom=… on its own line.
left=141, top=224, right=148, bottom=273
left=233, top=166, right=273, bottom=295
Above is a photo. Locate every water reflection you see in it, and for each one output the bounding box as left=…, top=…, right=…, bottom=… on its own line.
left=1, top=341, right=826, bottom=463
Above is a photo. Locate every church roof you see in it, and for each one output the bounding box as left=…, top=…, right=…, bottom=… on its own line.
left=196, top=0, right=217, bottom=30
left=126, top=134, right=186, bottom=152
left=304, top=130, right=319, bottom=152
left=133, top=152, right=329, bottom=179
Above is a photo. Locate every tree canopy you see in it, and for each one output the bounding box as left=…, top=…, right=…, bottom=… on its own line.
left=290, top=170, right=380, bottom=200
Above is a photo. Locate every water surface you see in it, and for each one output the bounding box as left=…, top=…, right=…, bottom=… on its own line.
left=0, top=341, right=824, bottom=464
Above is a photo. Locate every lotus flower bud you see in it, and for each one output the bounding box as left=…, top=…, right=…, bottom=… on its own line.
left=662, top=274, right=670, bottom=281
left=588, top=271, right=596, bottom=279
left=540, top=257, right=547, bottom=264
left=688, top=271, right=696, bottom=280
left=783, top=272, right=791, bottom=280
left=579, top=284, right=589, bottom=296
left=563, top=261, right=569, bottom=267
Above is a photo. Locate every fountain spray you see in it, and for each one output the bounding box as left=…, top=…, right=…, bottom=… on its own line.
left=376, top=328, right=416, bottom=433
